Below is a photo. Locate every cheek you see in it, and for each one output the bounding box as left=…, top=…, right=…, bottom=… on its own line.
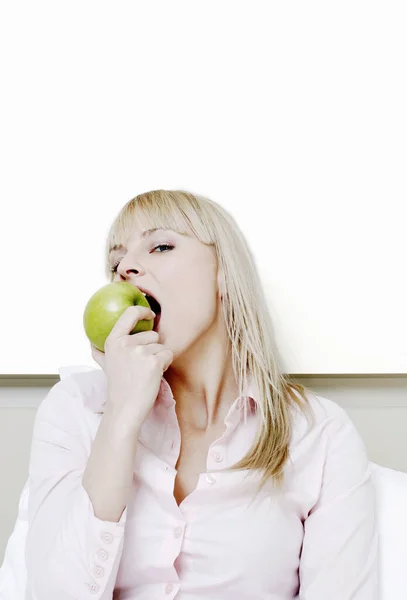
left=177, top=288, right=217, bottom=321
left=161, top=255, right=218, bottom=321
left=167, top=281, right=218, bottom=333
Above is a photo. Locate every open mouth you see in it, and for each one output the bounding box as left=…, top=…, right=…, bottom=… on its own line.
left=144, top=294, right=161, bottom=315
left=144, top=294, right=162, bottom=331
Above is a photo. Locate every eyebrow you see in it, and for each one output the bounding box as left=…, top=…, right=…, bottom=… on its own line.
left=108, top=228, right=176, bottom=256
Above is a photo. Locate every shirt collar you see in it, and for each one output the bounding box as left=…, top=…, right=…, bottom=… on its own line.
left=141, top=375, right=259, bottom=453
left=152, top=374, right=258, bottom=418
left=83, top=369, right=258, bottom=418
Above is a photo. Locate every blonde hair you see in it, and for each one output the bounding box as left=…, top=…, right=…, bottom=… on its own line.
left=105, top=190, right=316, bottom=497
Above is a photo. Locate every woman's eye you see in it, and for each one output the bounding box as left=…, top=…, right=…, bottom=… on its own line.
left=110, top=244, right=174, bottom=274
left=152, top=243, right=174, bottom=253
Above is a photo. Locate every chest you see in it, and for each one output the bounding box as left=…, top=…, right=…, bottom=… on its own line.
left=173, top=425, right=225, bottom=507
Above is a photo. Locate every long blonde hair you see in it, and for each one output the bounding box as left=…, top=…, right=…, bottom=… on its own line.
left=105, top=190, right=316, bottom=496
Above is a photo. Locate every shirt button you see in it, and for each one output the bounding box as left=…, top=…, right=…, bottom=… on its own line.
left=165, top=582, right=174, bottom=594
left=205, top=474, right=216, bottom=484
left=97, top=549, right=108, bottom=561
left=171, top=440, right=176, bottom=449
left=93, top=565, right=104, bottom=578
left=101, top=532, right=114, bottom=544
left=174, top=526, right=183, bottom=538
left=213, top=452, right=223, bottom=463
left=88, top=582, right=100, bottom=594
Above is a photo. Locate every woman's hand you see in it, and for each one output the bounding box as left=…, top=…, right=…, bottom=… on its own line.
left=89, top=305, right=174, bottom=430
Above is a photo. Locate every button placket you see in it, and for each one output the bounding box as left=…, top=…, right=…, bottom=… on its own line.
left=94, top=529, right=119, bottom=572
left=91, top=546, right=110, bottom=591
left=87, top=530, right=122, bottom=594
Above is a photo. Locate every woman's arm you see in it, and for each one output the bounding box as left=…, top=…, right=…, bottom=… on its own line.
left=25, top=378, right=140, bottom=600
left=82, top=403, right=140, bottom=523
left=298, top=415, right=379, bottom=599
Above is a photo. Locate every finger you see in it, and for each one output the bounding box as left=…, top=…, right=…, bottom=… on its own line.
left=107, top=306, right=156, bottom=343
left=127, top=329, right=160, bottom=346
left=132, top=342, right=163, bottom=354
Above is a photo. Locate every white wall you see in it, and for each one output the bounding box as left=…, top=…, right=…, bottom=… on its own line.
left=1, top=1, right=406, bottom=375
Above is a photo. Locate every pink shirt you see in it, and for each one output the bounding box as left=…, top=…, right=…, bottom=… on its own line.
left=25, top=368, right=378, bottom=599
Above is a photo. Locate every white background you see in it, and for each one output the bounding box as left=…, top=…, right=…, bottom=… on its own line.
left=0, top=1, right=406, bottom=374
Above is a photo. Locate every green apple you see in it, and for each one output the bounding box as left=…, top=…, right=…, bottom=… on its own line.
left=83, top=281, right=154, bottom=352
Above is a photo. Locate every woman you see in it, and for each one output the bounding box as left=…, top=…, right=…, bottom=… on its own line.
left=25, top=189, right=378, bottom=599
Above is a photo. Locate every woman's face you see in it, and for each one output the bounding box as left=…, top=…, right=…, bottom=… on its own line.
left=108, top=221, right=224, bottom=358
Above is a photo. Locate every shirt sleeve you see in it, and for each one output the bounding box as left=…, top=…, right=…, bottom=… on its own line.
left=25, top=378, right=128, bottom=600
left=298, top=413, right=379, bottom=599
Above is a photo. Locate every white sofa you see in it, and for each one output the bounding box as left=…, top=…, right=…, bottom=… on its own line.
left=0, top=365, right=95, bottom=600
left=0, top=365, right=404, bottom=599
